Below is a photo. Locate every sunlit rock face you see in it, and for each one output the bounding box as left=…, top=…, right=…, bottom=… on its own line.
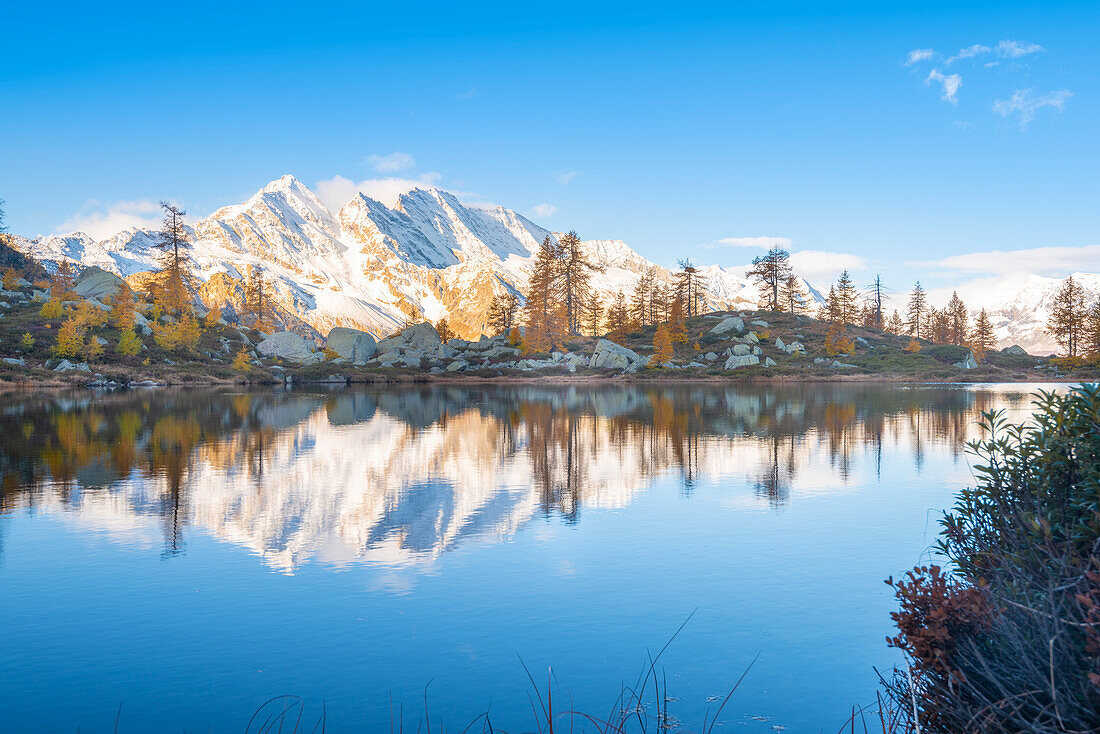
left=10, top=176, right=791, bottom=341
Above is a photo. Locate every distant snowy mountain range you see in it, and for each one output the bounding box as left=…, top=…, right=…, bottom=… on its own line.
left=7, top=174, right=1094, bottom=353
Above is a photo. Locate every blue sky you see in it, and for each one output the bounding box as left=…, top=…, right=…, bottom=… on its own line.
left=1, top=1, right=1096, bottom=304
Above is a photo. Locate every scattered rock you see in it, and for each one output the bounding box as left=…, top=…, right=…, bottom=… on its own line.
left=590, top=339, right=645, bottom=370
left=730, top=344, right=750, bottom=356
left=1003, top=345, right=1028, bottom=355
left=325, top=327, right=377, bottom=364
left=764, top=357, right=777, bottom=367
left=74, top=266, right=128, bottom=300
left=709, top=316, right=744, bottom=335
left=750, top=319, right=769, bottom=328
left=446, top=360, right=468, bottom=372
left=723, top=354, right=760, bottom=369
left=2, top=357, right=26, bottom=367
left=831, top=360, right=857, bottom=369
left=954, top=353, right=978, bottom=370
left=257, top=332, right=322, bottom=364
left=53, top=360, right=91, bottom=373
left=744, top=331, right=760, bottom=344
left=703, top=352, right=718, bottom=361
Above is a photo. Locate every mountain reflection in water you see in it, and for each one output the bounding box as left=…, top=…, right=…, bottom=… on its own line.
left=0, top=385, right=1032, bottom=571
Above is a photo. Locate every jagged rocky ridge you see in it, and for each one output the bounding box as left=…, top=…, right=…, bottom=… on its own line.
left=8, top=176, right=787, bottom=341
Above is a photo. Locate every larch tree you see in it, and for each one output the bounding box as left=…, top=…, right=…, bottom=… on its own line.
left=245, top=266, right=274, bottom=330
left=1084, top=301, right=1100, bottom=359
left=108, top=287, right=136, bottom=329
left=152, top=202, right=194, bottom=315
left=668, top=295, right=688, bottom=343
left=674, top=259, right=707, bottom=316
left=606, top=291, right=630, bottom=338
left=1047, top=276, right=1087, bottom=357
left=523, top=236, right=567, bottom=353
left=970, top=308, right=997, bottom=356
left=435, top=318, right=455, bottom=343
left=630, top=267, right=658, bottom=328
left=52, top=261, right=77, bottom=300
left=886, top=309, right=904, bottom=335
left=487, top=291, right=519, bottom=335
left=819, top=285, right=840, bottom=323
left=558, top=231, right=600, bottom=334
left=834, top=270, right=859, bottom=324
left=581, top=290, right=604, bottom=337
left=946, top=291, right=968, bottom=346
left=652, top=323, right=673, bottom=365
left=779, top=273, right=810, bottom=314
left=905, top=282, right=928, bottom=338
left=866, top=275, right=887, bottom=330
left=747, top=246, right=793, bottom=311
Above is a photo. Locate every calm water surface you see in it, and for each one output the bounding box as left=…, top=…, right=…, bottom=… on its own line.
left=0, top=384, right=1061, bottom=732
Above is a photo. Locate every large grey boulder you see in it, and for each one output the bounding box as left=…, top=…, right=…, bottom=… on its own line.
left=954, top=353, right=978, bottom=370
left=257, top=332, right=321, bottom=364
left=724, top=354, right=760, bottom=370
left=74, top=266, right=127, bottom=300
left=590, top=339, right=645, bottom=370
left=402, top=322, right=442, bottom=348
left=709, top=316, right=744, bottom=335
left=1003, top=344, right=1028, bottom=355
left=326, top=327, right=377, bottom=364
left=730, top=344, right=750, bottom=356
left=53, top=359, right=91, bottom=373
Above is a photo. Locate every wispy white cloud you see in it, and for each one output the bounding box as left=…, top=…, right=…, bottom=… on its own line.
left=926, top=69, right=962, bottom=104
left=454, top=86, right=478, bottom=101
left=995, top=40, right=1043, bottom=59
left=918, top=243, right=1100, bottom=276
left=993, top=88, right=1072, bottom=129
left=715, top=236, right=793, bottom=250
left=57, top=199, right=163, bottom=240
left=365, top=151, right=416, bottom=174
left=945, top=44, right=990, bottom=65
left=529, top=203, right=558, bottom=218
left=904, top=48, right=935, bottom=66
left=315, top=173, right=443, bottom=211
left=556, top=170, right=580, bottom=185
left=789, top=250, right=868, bottom=284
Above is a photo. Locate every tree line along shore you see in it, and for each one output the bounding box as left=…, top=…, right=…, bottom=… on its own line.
left=0, top=201, right=1098, bottom=387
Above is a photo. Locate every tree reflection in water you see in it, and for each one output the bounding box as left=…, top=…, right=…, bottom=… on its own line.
left=0, top=384, right=1030, bottom=569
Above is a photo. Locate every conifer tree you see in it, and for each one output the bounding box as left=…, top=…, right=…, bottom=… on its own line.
left=652, top=323, right=673, bottom=365
left=116, top=327, right=142, bottom=356
left=435, top=318, right=454, bottom=343
left=747, top=246, right=793, bottom=311
left=668, top=295, right=688, bottom=343
left=523, top=236, right=567, bottom=352
left=52, top=261, right=77, bottom=300
left=946, top=291, right=968, bottom=346
left=1047, top=276, right=1087, bottom=357
left=630, top=267, right=658, bottom=328
left=970, top=308, right=997, bottom=355
left=20, top=332, right=35, bottom=351
left=150, top=202, right=194, bottom=315
left=779, top=273, right=810, bottom=314
left=52, top=317, right=85, bottom=358
left=886, top=309, right=904, bottom=335
left=581, top=291, right=603, bottom=337
left=867, top=275, right=887, bottom=330
left=834, top=270, right=858, bottom=323
left=2, top=267, right=20, bottom=290
left=905, top=282, right=927, bottom=338
left=487, top=291, right=519, bottom=335
left=819, top=285, right=840, bottom=322
left=231, top=348, right=252, bottom=372
left=606, top=291, right=629, bottom=337
left=40, top=298, right=63, bottom=319
left=1083, top=301, right=1100, bottom=359
left=108, top=287, right=136, bottom=329
left=245, top=266, right=274, bottom=330
left=85, top=336, right=104, bottom=361
left=674, top=259, right=707, bottom=316
left=559, top=231, right=600, bottom=334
